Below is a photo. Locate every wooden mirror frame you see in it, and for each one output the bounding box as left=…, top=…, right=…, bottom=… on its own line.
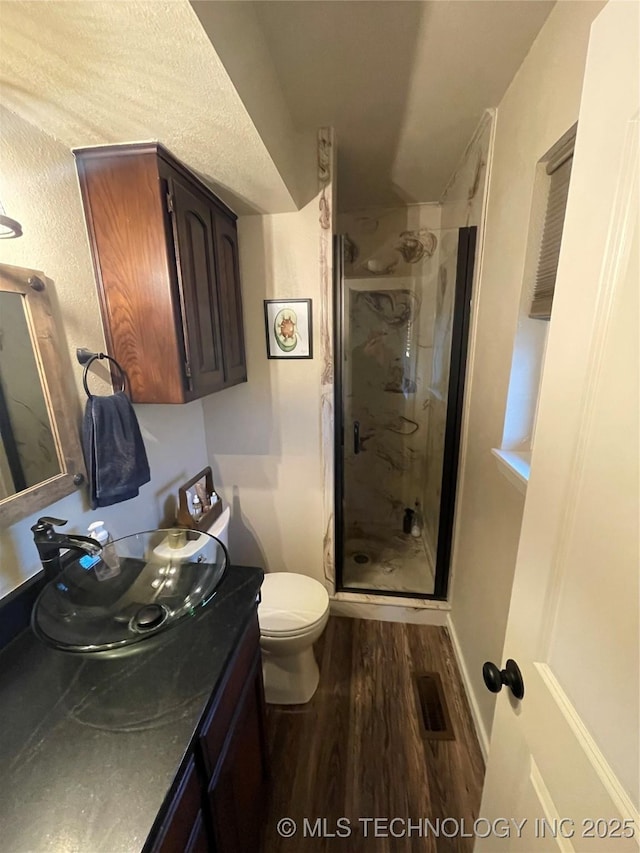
left=0, top=263, right=86, bottom=526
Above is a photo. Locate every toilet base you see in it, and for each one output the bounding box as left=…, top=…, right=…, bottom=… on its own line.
left=261, top=646, right=320, bottom=705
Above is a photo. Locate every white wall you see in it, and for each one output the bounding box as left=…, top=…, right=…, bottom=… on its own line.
left=448, top=1, right=605, bottom=750
left=202, top=197, right=326, bottom=581
left=0, top=107, right=209, bottom=598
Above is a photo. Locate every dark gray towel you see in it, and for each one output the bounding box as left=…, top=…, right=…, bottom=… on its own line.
left=82, top=391, right=150, bottom=509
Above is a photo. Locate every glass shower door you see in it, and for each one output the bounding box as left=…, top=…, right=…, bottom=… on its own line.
left=335, top=227, right=476, bottom=599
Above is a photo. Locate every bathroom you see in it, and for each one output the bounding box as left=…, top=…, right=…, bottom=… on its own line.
left=0, top=1, right=638, bottom=851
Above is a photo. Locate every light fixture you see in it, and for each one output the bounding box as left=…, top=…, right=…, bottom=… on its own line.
left=0, top=198, right=23, bottom=239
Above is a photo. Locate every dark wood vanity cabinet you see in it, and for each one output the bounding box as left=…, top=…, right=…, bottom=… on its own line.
left=74, top=143, right=247, bottom=404
left=149, top=616, right=269, bottom=853
left=151, top=759, right=205, bottom=853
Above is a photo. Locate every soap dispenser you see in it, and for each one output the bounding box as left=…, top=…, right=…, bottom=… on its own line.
left=87, top=521, right=121, bottom=579
left=87, top=520, right=111, bottom=549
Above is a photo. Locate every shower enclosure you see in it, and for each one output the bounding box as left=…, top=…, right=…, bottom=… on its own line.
left=334, top=226, right=476, bottom=599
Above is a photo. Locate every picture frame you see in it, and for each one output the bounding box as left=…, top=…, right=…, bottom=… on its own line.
left=264, top=298, right=313, bottom=359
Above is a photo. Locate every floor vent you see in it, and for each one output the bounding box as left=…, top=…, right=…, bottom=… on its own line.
left=413, top=672, right=455, bottom=740
left=353, top=553, right=370, bottom=564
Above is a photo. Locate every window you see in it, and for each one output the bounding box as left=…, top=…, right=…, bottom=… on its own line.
left=529, top=132, right=575, bottom=319
left=495, top=125, right=577, bottom=492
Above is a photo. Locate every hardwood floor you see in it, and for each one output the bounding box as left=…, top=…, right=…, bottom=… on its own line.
left=263, top=617, right=485, bottom=853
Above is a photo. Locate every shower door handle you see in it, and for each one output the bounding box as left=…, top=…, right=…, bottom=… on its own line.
left=353, top=421, right=361, bottom=455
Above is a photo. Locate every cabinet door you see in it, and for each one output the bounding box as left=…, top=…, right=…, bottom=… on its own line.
left=169, top=178, right=226, bottom=396
left=185, top=811, right=209, bottom=853
left=208, top=661, right=269, bottom=853
left=151, top=758, right=204, bottom=853
left=213, top=213, right=247, bottom=387
left=199, top=618, right=260, bottom=777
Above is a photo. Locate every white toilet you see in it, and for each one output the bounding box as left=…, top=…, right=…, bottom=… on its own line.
left=208, top=507, right=330, bottom=704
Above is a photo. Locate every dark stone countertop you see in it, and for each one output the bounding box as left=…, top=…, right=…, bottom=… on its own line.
left=0, top=565, right=263, bottom=853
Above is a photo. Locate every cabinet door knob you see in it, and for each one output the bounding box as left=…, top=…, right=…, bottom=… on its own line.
left=482, top=658, right=525, bottom=700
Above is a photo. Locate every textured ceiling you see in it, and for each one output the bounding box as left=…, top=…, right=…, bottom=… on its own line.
left=1, top=0, right=556, bottom=215
left=0, top=1, right=298, bottom=214
left=253, top=0, right=555, bottom=210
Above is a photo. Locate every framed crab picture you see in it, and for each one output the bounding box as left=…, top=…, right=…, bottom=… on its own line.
left=264, top=299, right=313, bottom=359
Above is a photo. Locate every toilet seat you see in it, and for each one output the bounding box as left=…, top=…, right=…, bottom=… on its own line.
left=260, top=611, right=327, bottom=639
left=259, top=573, right=329, bottom=637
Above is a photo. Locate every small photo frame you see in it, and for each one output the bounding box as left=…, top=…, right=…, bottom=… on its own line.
left=264, top=299, right=313, bottom=359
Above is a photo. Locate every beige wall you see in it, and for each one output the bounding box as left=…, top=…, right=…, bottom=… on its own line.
left=0, top=0, right=299, bottom=215
left=0, top=107, right=209, bottom=598
left=202, top=197, right=326, bottom=581
left=448, top=1, right=605, bottom=753
left=190, top=0, right=317, bottom=209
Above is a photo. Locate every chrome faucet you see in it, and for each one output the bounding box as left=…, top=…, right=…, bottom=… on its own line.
left=31, top=517, right=102, bottom=583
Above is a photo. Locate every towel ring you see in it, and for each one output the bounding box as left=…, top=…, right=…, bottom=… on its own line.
left=77, top=349, right=127, bottom=399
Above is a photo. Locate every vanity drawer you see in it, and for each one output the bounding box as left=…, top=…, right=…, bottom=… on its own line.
left=199, top=615, right=261, bottom=776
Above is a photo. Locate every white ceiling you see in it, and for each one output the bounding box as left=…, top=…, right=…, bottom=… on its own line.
left=253, top=0, right=555, bottom=210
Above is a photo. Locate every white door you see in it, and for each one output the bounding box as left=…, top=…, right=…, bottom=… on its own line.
left=477, top=2, right=639, bottom=850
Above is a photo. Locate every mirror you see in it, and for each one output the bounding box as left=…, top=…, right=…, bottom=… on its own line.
left=0, top=291, right=61, bottom=497
left=0, top=263, right=85, bottom=525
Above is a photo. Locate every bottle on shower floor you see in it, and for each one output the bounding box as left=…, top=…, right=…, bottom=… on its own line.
left=403, top=507, right=414, bottom=534
left=411, top=500, right=422, bottom=538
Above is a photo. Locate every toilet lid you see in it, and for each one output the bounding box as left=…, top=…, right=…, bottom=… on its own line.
left=259, top=573, right=329, bottom=634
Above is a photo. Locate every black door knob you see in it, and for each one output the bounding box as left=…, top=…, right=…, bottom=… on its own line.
left=482, top=659, right=525, bottom=700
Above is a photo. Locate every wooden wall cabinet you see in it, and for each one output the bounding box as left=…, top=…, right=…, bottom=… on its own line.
left=75, top=143, right=247, bottom=403
left=148, top=617, right=269, bottom=852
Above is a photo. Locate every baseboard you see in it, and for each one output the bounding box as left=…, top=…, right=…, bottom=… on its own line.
left=331, top=593, right=449, bottom=625
left=446, top=613, right=490, bottom=761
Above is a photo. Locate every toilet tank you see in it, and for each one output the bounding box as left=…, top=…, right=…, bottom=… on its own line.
left=206, top=506, right=230, bottom=551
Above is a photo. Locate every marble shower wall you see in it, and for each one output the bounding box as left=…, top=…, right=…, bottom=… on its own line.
left=440, top=110, right=494, bottom=231
left=420, top=228, right=458, bottom=550
left=339, top=204, right=440, bottom=280
left=421, top=111, right=495, bottom=554
left=337, top=204, right=441, bottom=540
left=336, top=111, right=494, bottom=563
left=319, top=128, right=337, bottom=590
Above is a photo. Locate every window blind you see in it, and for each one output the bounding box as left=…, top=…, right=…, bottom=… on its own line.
left=529, top=151, right=574, bottom=320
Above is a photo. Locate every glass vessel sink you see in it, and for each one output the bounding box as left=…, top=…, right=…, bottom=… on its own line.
left=32, top=529, right=227, bottom=657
